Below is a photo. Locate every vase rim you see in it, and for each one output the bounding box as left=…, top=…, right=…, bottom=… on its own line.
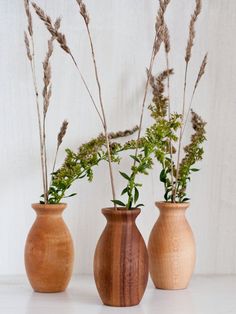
left=155, top=201, right=190, bottom=209
left=102, top=207, right=141, bottom=215
left=31, top=203, right=67, bottom=209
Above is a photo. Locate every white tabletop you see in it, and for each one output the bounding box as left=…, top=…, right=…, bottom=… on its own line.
left=0, top=275, right=235, bottom=314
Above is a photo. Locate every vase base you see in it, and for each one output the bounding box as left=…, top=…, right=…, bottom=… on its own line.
left=154, top=284, right=189, bottom=290
left=102, top=301, right=140, bottom=307
left=33, top=287, right=67, bottom=293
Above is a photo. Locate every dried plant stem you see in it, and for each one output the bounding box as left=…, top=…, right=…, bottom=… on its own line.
left=84, top=24, right=116, bottom=205
left=31, top=2, right=104, bottom=126
left=24, top=0, right=48, bottom=202
left=42, top=38, right=54, bottom=203
left=42, top=114, right=48, bottom=201
left=181, top=85, right=197, bottom=137
left=134, top=47, right=156, bottom=160
left=182, top=53, right=207, bottom=135
left=69, top=53, right=104, bottom=126
left=174, top=0, right=202, bottom=202
left=174, top=62, right=188, bottom=202
left=30, top=39, right=48, bottom=203
left=134, top=0, right=170, bottom=164
left=166, top=56, right=171, bottom=120
left=52, top=120, right=69, bottom=184
left=165, top=52, right=174, bottom=196
left=52, top=146, right=59, bottom=175
left=32, top=2, right=116, bottom=203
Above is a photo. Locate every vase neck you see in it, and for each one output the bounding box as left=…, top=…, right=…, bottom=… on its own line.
left=155, top=202, right=189, bottom=217
left=31, top=203, right=67, bottom=217
left=102, top=208, right=140, bottom=223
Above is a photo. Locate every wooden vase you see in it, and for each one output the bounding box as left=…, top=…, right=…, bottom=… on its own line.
left=94, top=208, right=148, bottom=307
left=25, top=203, right=74, bottom=293
left=148, top=202, right=196, bottom=290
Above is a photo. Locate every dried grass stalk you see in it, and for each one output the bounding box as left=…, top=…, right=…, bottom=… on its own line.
left=163, top=23, right=170, bottom=54
left=108, top=126, right=139, bottom=140
left=33, top=1, right=116, bottom=203
left=154, top=0, right=170, bottom=57
left=24, top=0, right=48, bottom=202
left=52, top=120, right=69, bottom=173
left=42, top=37, right=55, bottom=199
left=185, top=0, right=202, bottom=63
left=25, top=1, right=65, bottom=202
left=174, top=0, right=203, bottom=201
left=43, top=39, right=53, bottom=115
left=182, top=53, right=208, bottom=135
left=32, top=2, right=104, bottom=125
left=76, top=0, right=90, bottom=24
left=75, top=0, right=117, bottom=204
left=24, top=0, right=33, bottom=36
left=194, top=53, right=207, bottom=90
left=150, top=69, right=174, bottom=96
left=24, top=31, right=32, bottom=61
left=134, top=0, right=171, bottom=166
left=32, top=3, right=71, bottom=54
left=161, top=17, right=174, bottom=193
left=58, top=120, right=69, bottom=147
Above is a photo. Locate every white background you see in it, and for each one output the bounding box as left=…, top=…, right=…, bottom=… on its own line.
left=0, top=0, right=235, bottom=276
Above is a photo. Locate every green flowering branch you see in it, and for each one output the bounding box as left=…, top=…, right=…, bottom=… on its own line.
left=112, top=142, right=154, bottom=209
left=148, top=68, right=206, bottom=203
left=41, top=127, right=138, bottom=204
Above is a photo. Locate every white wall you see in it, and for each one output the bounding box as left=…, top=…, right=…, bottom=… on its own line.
left=0, top=0, right=236, bottom=275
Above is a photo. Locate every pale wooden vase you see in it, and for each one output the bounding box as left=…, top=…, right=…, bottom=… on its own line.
left=94, top=208, right=149, bottom=307
left=148, top=202, right=196, bottom=290
left=25, top=203, right=74, bottom=293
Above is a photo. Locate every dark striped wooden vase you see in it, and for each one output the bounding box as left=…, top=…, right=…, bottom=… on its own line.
left=93, top=208, right=148, bottom=307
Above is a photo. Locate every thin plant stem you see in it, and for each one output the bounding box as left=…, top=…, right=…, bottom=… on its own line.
left=52, top=146, right=59, bottom=175
left=84, top=24, right=116, bottom=205
left=69, top=53, right=104, bottom=126
left=42, top=113, right=48, bottom=202
left=134, top=0, right=170, bottom=165
left=134, top=38, right=156, bottom=162
left=30, top=39, right=47, bottom=203
left=181, top=90, right=195, bottom=136
left=174, top=62, right=188, bottom=202
left=31, top=2, right=104, bottom=127
left=182, top=53, right=207, bottom=136
left=165, top=52, right=174, bottom=197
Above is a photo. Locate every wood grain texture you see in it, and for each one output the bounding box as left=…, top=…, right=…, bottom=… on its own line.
left=24, top=203, right=74, bottom=292
left=94, top=208, right=148, bottom=307
left=148, top=202, right=196, bottom=290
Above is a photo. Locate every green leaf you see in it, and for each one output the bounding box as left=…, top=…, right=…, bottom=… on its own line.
left=191, top=168, right=200, bottom=172
left=130, top=155, right=140, bottom=163
left=164, top=189, right=169, bottom=201
left=160, top=169, right=166, bottom=183
left=78, top=174, right=87, bottom=179
left=64, top=193, right=77, bottom=198
left=121, top=187, right=128, bottom=195
left=111, top=199, right=126, bottom=207
left=144, top=145, right=149, bottom=157
left=135, top=204, right=144, bottom=208
left=182, top=198, right=190, bottom=202
left=134, top=187, right=139, bottom=203
left=119, top=171, right=130, bottom=181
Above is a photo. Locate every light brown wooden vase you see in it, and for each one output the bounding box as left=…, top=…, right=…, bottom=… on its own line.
left=94, top=208, right=148, bottom=307
left=148, top=202, right=196, bottom=290
left=25, top=203, right=74, bottom=293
